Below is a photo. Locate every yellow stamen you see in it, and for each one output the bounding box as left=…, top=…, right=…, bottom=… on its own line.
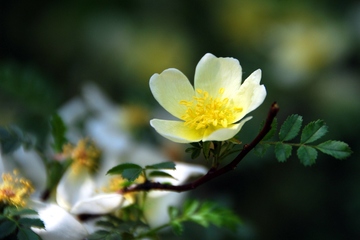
left=180, top=88, right=243, bottom=130
left=62, top=138, right=101, bottom=173
left=0, top=171, right=34, bottom=208
left=101, top=175, right=145, bottom=204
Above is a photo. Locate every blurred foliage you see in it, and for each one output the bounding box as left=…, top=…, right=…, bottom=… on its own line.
left=1, top=0, right=360, bottom=239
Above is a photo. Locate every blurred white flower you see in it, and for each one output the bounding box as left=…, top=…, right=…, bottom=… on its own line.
left=29, top=201, right=89, bottom=240
left=56, top=138, right=131, bottom=215
left=1, top=146, right=46, bottom=199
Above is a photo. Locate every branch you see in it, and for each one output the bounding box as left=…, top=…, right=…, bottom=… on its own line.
left=121, top=102, right=279, bottom=194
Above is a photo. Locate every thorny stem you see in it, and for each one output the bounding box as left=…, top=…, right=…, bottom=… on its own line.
left=120, top=102, right=279, bottom=194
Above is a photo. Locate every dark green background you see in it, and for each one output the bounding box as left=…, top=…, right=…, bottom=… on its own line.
left=1, top=1, right=360, bottom=239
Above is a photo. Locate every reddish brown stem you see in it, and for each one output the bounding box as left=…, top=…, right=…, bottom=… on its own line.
left=121, top=102, right=279, bottom=194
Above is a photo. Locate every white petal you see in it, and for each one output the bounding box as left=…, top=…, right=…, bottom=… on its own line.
left=203, top=116, right=252, bottom=142
left=150, top=68, right=194, bottom=119
left=56, top=168, right=95, bottom=210
left=194, top=53, right=242, bottom=98
left=235, top=69, right=267, bottom=117
left=30, top=201, right=88, bottom=240
left=70, top=193, right=130, bottom=215
left=150, top=119, right=203, bottom=143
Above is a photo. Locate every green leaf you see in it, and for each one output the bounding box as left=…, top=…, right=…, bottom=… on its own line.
left=275, top=143, right=292, bottom=162
left=279, top=115, right=303, bottom=141
left=316, top=140, right=352, bottom=160
left=148, top=171, right=176, bottom=179
left=0, top=220, right=17, bottom=238
left=18, top=218, right=45, bottom=228
left=297, top=145, right=318, bottom=166
left=300, top=120, right=328, bottom=144
left=17, top=227, right=41, bottom=240
left=107, top=163, right=143, bottom=181
left=145, top=162, right=176, bottom=170
left=50, top=114, right=67, bottom=152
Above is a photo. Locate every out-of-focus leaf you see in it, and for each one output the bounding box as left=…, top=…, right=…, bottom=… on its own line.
left=8, top=208, right=38, bottom=216
left=0, top=220, right=17, bottom=238
left=50, top=114, right=67, bottom=153
left=18, top=218, right=45, bottom=228
left=17, top=227, right=41, bottom=240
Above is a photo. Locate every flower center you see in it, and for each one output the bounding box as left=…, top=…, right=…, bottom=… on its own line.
left=180, top=88, right=243, bottom=130
left=0, top=171, right=34, bottom=207
left=63, top=138, right=101, bottom=173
